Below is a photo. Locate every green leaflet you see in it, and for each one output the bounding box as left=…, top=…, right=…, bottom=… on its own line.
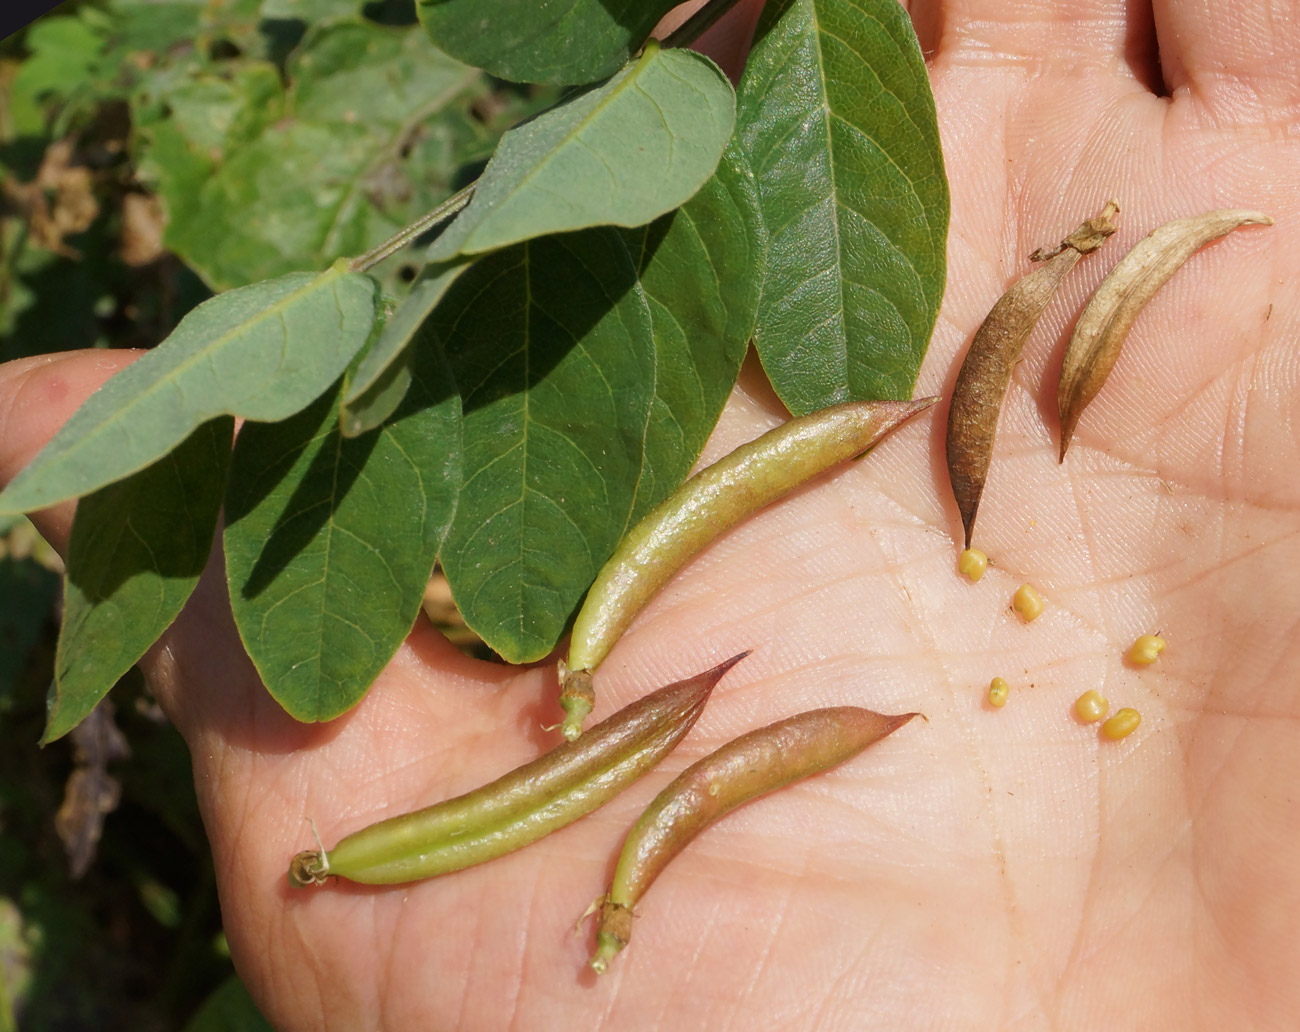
left=737, top=0, right=948, bottom=414
left=223, top=327, right=461, bottom=722
left=438, top=153, right=764, bottom=663
left=622, top=142, right=766, bottom=520
left=429, top=43, right=735, bottom=261
left=46, top=418, right=233, bottom=743
left=133, top=21, right=500, bottom=292
left=418, top=0, right=680, bottom=86
left=437, top=230, right=657, bottom=663
left=340, top=256, right=475, bottom=436
left=0, top=265, right=377, bottom=516
left=180, top=974, right=274, bottom=1032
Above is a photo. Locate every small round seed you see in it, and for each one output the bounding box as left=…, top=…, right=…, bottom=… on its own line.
left=958, top=548, right=988, bottom=582
left=987, top=677, right=1009, bottom=707
left=1128, top=634, right=1166, bottom=665
left=1074, top=689, right=1109, bottom=723
left=1012, top=583, right=1044, bottom=622
left=1101, top=707, right=1141, bottom=740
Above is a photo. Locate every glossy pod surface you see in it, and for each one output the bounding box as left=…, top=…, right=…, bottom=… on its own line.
left=288, top=653, right=748, bottom=887
left=590, top=705, right=918, bottom=971
left=560, top=398, right=935, bottom=737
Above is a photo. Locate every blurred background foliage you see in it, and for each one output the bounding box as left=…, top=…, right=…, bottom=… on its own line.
left=0, top=0, right=537, bottom=1024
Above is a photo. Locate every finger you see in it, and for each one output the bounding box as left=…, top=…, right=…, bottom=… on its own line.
left=926, top=0, right=1143, bottom=72
left=0, top=350, right=141, bottom=554
left=1154, top=0, right=1300, bottom=121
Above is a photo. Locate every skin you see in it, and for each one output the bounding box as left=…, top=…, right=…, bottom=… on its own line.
left=2, top=0, right=1298, bottom=1028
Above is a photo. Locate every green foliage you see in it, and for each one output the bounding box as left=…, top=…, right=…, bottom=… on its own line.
left=437, top=229, right=658, bottom=662
left=342, top=255, right=474, bottom=434
left=737, top=0, right=949, bottom=413
left=619, top=141, right=766, bottom=520
left=0, top=266, right=377, bottom=514
left=3, top=0, right=947, bottom=725
left=47, top=418, right=234, bottom=743
left=134, top=20, right=502, bottom=291
left=181, top=975, right=274, bottom=1032
left=224, top=338, right=461, bottom=721
left=418, top=0, right=681, bottom=85
left=428, top=42, right=735, bottom=260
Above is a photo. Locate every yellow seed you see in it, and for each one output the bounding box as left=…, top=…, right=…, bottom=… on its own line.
left=1128, top=634, right=1166, bottom=665
left=1074, top=689, right=1109, bottom=723
left=958, top=548, right=988, bottom=582
left=1101, top=707, right=1141, bottom=740
left=987, top=677, right=1009, bottom=708
left=1012, top=583, right=1044, bottom=622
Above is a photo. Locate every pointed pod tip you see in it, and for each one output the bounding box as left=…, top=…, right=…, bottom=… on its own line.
left=888, top=711, right=923, bottom=733
left=707, top=650, right=752, bottom=680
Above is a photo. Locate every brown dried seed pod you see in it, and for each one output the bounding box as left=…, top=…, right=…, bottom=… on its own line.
left=946, top=201, right=1119, bottom=548
left=1057, top=208, right=1273, bottom=461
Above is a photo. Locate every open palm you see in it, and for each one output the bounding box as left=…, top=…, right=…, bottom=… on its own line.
left=3, top=0, right=1297, bottom=1028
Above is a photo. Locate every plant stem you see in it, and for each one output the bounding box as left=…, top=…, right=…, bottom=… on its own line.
left=660, top=0, right=745, bottom=50
left=349, top=184, right=475, bottom=274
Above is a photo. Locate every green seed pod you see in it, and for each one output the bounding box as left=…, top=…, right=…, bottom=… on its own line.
left=946, top=202, right=1119, bottom=548
left=560, top=398, right=936, bottom=740
left=288, top=653, right=749, bottom=888
left=589, top=706, right=919, bottom=973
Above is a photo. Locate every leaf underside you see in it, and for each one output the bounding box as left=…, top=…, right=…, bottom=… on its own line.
left=0, top=266, right=377, bottom=516
left=46, top=417, right=234, bottom=743
left=429, top=44, right=735, bottom=261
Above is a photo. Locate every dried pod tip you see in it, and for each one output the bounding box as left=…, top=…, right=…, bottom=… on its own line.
left=1029, top=199, right=1121, bottom=261
left=558, top=666, right=595, bottom=741
left=1012, top=584, right=1044, bottom=622
left=1128, top=634, right=1166, bottom=665
left=590, top=900, right=633, bottom=974
left=288, top=850, right=329, bottom=888
left=987, top=677, right=1009, bottom=708
left=958, top=548, right=988, bottom=582
left=1101, top=707, right=1141, bottom=740
left=1074, top=689, right=1109, bottom=723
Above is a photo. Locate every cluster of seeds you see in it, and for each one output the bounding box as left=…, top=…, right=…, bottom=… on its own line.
left=948, top=203, right=1268, bottom=744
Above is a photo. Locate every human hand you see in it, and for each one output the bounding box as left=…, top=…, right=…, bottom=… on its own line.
left=2, top=0, right=1297, bottom=1027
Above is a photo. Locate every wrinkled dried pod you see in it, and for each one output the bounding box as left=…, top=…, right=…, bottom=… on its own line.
left=1057, top=209, right=1273, bottom=460
left=946, top=202, right=1119, bottom=547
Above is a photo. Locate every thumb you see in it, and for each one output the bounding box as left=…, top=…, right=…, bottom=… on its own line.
left=0, top=350, right=143, bottom=555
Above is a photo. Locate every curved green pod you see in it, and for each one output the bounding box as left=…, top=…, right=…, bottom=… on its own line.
left=288, top=653, right=748, bottom=888
left=589, top=705, right=918, bottom=972
left=559, top=397, right=936, bottom=739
